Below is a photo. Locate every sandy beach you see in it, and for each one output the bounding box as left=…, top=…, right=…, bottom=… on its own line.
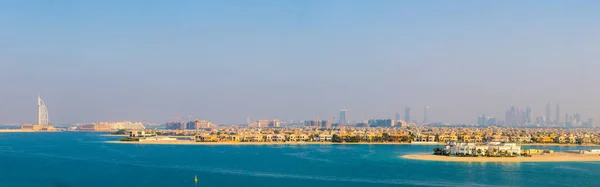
left=100, top=134, right=128, bottom=137
left=402, top=152, right=600, bottom=162
left=106, top=140, right=417, bottom=145
left=0, top=129, right=26, bottom=133
left=104, top=140, right=600, bottom=147
left=0, top=129, right=58, bottom=133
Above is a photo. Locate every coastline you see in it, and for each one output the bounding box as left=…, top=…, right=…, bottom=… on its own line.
left=105, top=140, right=418, bottom=145
left=402, top=153, right=600, bottom=163
left=521, top=143, right=600, bottom=147
left=100, top=134, right=128, bottom=137
left=0, top=129, right=59, bottom=133
left=103, top=140, right=600, bottom=147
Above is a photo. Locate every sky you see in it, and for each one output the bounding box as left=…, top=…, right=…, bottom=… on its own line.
left=1, top=0, right=599, bottom=125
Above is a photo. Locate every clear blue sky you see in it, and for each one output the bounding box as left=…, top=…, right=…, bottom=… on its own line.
left=1, top=0, right=599, bottom=125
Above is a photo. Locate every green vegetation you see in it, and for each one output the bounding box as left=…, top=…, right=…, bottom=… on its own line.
left=344, top=135, right=361, bottom=143
left=112, top=129, right=127, bottom=135
left=120, top=137, right=139, bottom=141
left=332, top=134, right=342, bottom=142
left=433, top=148, right=444, bottom=155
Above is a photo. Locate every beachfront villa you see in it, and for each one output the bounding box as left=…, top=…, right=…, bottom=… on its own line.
left=578, top=149, right=600, bottom=155
left=443, top=142, right=521, bottom=156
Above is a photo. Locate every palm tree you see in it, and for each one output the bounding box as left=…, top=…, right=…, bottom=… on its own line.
left=477, top=149, right=482, bottom=156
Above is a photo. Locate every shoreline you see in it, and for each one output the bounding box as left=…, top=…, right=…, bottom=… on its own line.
left=105, top=140, right=417, bottom=145
left=521, top=143, right=600, bottom=147
left=100, top=134, right=128, bottom=137
left=0, top=129, right=59, bottom=133
left=104, top=140, right=600, bottom=146
left=100, top=138, right=600, bottom=147
left=402, top=153, right=600, bottom=163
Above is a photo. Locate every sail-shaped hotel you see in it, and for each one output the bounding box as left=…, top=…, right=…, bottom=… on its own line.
left=38, top=94, right=49, bottom=126
left=20, top=94, right=56, bottom=131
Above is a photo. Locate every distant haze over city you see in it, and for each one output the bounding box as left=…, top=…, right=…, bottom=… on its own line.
left=1, top=1, right=599, bottom=125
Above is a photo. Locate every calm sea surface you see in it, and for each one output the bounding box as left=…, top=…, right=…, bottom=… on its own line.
left=1, top=132, right=599, bottom=187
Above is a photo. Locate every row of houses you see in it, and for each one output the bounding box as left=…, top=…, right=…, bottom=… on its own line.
left=142, top=125, right=600, bottom=145
left=444, top=142, right=522, bottom=156
left=194, top=133, right=316, bottom=142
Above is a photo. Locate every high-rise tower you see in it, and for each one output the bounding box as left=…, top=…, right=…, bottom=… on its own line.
left=38, top=94, right=49, bottom=125
left=555, top=104, right=560, bottom=125
left=339, top=109, right=348, bottom=125
left=545, top=103, right=551, bottom=125
left=404, top=107, right=411, bottom=122
left=525, top=106, right=532, bottom=124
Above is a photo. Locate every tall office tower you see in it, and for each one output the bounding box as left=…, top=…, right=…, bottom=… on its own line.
left=487, top=117, right=497, bottom=126
left=574, top=113, right=581, bottom=124
left=555, top=104, right=560, bottom=125
left=517, top=108, right=526, bottom=126
left=478, top=114, right=487, bottom=126
left=339, top=109, right=348, bottom=125
left=545, top=103, right=551, bottom=125
left=395, top=112, right=401, bottom=121
left=505, top=109, right=512, bottom=126
left=404, top=107, right=411, bottom=122
left=525, top=106, right=533, bottom=124
left=588, top=119, right=594, bottom=127
left=423, top=106, right=429, bottom=124
left=511, top=106, right=518, bottom=126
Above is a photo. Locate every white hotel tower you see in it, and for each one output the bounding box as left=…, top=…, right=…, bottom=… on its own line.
left=38, top=94, right=49, bottom=125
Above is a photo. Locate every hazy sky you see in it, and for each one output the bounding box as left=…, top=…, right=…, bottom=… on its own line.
left=1, top=0, right=599, bottom=125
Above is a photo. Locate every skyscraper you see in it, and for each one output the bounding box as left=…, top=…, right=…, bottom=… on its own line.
left=555, top=104, right=560, bottom=125
left=510, top=106, right=517, bottom=126
left=339, top=109, right=347, bottom=125
left=505, top=110, right=512, bottom=126
left=404, top=107, right=411, bottom=122
left=38, top=94, right=49, bottom=125
left=545, top=103, right=551, bottom=125
left=565, top=113, right=569, bottom=124
left=423, top=106, right=429, bottom=124
left=525, top=106, right=533, bottom=124
left=574, top=113, right=581, bottom=124
left=395, top=112, right=401, bottom=121
left=478, top=114, right=487, bottom=126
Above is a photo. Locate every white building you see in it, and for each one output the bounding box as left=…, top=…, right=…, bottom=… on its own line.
left=444, top=142, right=521, bottom=156
left=580, top=149, right=600, bottom=155
left=38, top=95, right=49, bottom=125
left=315, top=134, right=332, bottom=142
left=140, top=136, right=176, bottom=141
left=97, top=121, right=145, bottom=130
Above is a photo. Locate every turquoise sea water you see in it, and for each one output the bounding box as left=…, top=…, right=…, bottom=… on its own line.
left=1, top=132, right=599, bottom=187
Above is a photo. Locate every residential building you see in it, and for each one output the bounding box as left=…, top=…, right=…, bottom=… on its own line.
left=249, top=120, right=280, bottom=128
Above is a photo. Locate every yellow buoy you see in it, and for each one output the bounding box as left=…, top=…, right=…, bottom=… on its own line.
left=194, top=175, right=198, bottom=183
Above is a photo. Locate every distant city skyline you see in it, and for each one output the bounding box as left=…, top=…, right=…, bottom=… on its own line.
left=1, top=92, right=597, bottom=126
left=496, top=104, right=593, bottom=127
left=1, top=1, right=600, bottom=124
